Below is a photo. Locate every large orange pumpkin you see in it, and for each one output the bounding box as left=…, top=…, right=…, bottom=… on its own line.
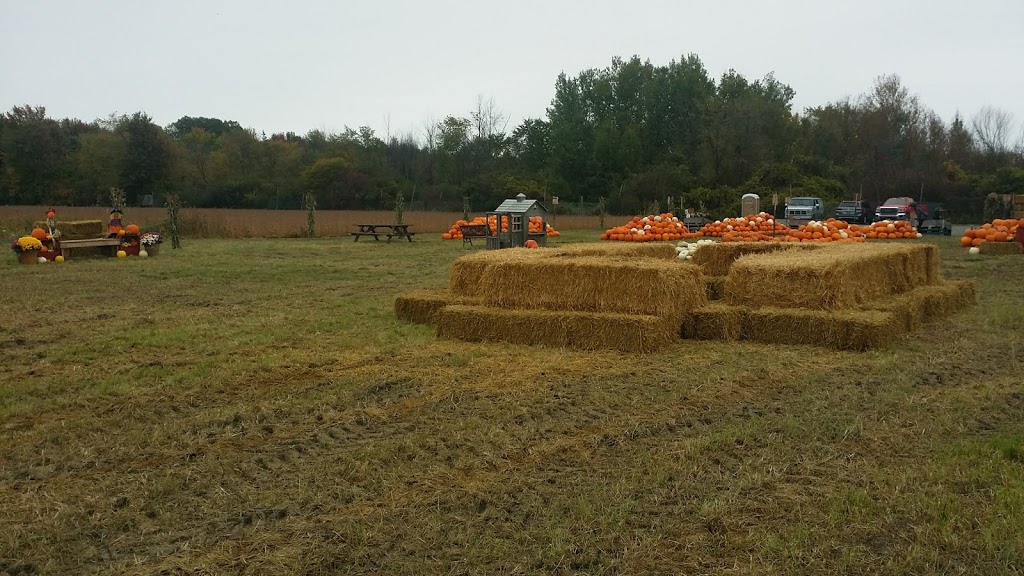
left=30, top=228, right=47, bottom=240
left=524, top=239, right=539, bottom=249
left=125, top=224, right=140, bottom=235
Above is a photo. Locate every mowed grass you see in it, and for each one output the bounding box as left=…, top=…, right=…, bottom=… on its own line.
left=1, top=232, right=1023, bottom=575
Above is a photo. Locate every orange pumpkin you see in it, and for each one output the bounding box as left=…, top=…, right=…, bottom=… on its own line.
left=125, top=224, right=140, bottom=235
left=31, top=228, right=47, bottom=240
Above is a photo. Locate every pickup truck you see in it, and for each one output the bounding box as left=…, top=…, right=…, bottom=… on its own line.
left=784, top=197, right=825, bottom=221
left=875, top=197, right=921, bottom=225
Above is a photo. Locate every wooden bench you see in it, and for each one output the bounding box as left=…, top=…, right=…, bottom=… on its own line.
left=458, top=224, right=489, bottom=247
left=59, top=237, right=122, bottom=259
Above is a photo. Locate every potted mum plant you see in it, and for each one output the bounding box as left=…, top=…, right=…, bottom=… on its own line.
left=140, top=231, right=162, bottom=256
left=11, top=236, right=43, bottom=264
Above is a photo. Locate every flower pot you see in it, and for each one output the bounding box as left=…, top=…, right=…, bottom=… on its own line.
left=146, top=244, right=161, bottom=257
left=17, top=250, right=39, bottom=265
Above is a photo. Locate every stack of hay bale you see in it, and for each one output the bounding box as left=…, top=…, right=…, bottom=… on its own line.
left=396, top=241, right=975, bottom=353
left=396, top=242, right=707, bottom=352
left=683, top=242, right=974, bottom=350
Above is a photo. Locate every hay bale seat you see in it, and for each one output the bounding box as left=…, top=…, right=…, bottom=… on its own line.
left=394, top=290, right=480, bottom=325
left=680, top=280, right=975, bottom=351
left=35, top=220, right=104, bottom=240
left=725, top=243, right=939, bottom=310
left=860, top=280, right=976, bottom=331
left=437, top=305, right=677, bottom=353
left=475, top=256, right=706, bottom=319
left=681, top=304, right=900, bottom=351
left=691, top=242, right=819, bottom=276
left=449, top=243, right=678, bottom=296
left=979, top=242, right=1024, bottom=256
left=681, top=304, right=743, bottom=341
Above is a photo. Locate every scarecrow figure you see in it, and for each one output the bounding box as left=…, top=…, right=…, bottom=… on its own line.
left=108, top=208, right=124, bottom=238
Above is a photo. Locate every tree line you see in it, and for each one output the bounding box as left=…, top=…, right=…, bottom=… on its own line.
left=2, top=54, right=1022, bottom=221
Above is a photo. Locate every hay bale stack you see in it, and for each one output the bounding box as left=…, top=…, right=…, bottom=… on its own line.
left=705, top=276, right=727, bottom=301
left=725, top=244, right=934, bottom=310
left=555, top=242, right=677, bottom=260
left=742, top=307, right=901, bottom=351
left=436, top=305, right=677, bottom=353
left=36, top=220, right=104, bottom=240
left=681, top=304, right=742, bottom=341
left=979, top=242, right=1024, bottom=256
left=476, top=256, right=706, bottom=318
left=691, top=242, right=816, bottom=276
left=394, top=290, right=479, bottom=325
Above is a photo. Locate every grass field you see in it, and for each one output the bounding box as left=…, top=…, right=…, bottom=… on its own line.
left=2, top=232, right=1023, bottom=575
left=0, top=206, right=607, bottom=238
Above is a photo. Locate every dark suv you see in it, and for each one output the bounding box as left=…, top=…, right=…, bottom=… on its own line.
left=835, top=200, right=873, bottom=224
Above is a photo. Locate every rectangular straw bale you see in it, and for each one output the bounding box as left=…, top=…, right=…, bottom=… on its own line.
left=860, top=290, right=928, bottom=331
left=449, top=249, right=545, bottom=296
left=979, top=242, right=1024, bottom=256
left=436, top=305, right=676, bottom=353
left=681, top=304, right=743, bottom=341
left=743, top=307, right=900, bottom=351
left=554, top=242, right=678, bottom=260
left=395, top=290, right=478, bottom=325
left=915, top=280, right=976, bottom=317
left=477, top=256, right=706, bottom=318
left=690, top=243, right=800, bottom=276
left=725, top=243, right=933, bottom=310
left=860, top=280, right=975, bottom=331
left=36, top=219, right=104, bottom=240
left=705, top=276, right=727, bottom=301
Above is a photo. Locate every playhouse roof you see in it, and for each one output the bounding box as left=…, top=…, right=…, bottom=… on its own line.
left=492, top=194, right=547, bottom=214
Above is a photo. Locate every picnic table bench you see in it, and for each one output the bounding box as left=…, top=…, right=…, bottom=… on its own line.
left=458, top=223, right=489, bottom=247
left=58, top=237, right=122, bottom=259
left=351, top=224, right=416, bottom=242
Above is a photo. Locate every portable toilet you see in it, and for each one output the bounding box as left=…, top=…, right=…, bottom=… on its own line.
left=741, top=193, right=761, bottom=216
left=486, top=193, right=549, bottom=249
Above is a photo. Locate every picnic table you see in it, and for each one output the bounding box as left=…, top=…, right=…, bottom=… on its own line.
left=351, top=224, right=416, bottom=242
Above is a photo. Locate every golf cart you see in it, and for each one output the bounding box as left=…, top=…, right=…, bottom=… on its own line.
left=916, top=201, right=953, bottom=236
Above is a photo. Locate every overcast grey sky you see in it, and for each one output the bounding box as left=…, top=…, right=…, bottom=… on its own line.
left=2, top=0, right=1022, bottom=138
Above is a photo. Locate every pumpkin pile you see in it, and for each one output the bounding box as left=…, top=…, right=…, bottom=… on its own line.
left=862, top=220, right=921, bottom=240
left=441, top=215, right=559, bottom=240
left=959, top=218, right=1020, bottom=248
left=600, top=213, right=687, bottom=241
left=779, top=219, right=867, bottom=243
left=680, top=213, right=789, bottom=242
